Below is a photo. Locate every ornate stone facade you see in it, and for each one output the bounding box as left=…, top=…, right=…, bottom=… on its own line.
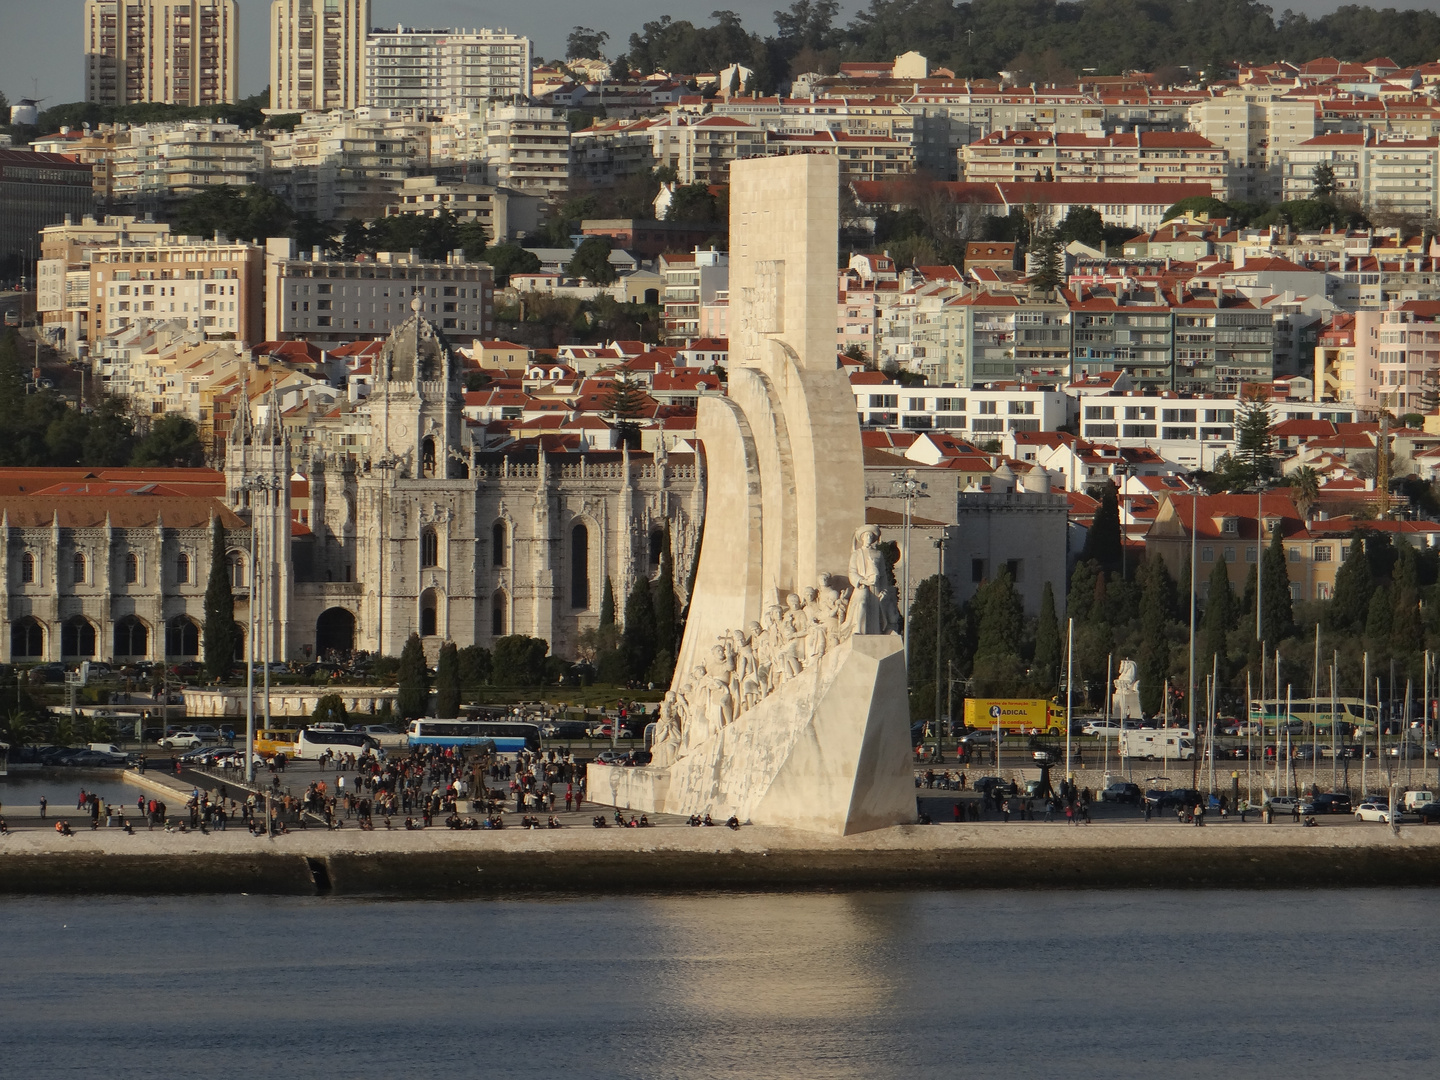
left=4, top=310, right=701, bottom=664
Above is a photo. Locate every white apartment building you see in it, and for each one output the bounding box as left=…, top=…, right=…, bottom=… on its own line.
left=270, top=0, right=369, bottom=112
left=390, top=176, right=541, bottom=242
left=850, top=377, right=1069, bottom=437
left=1189, top=92, right=1316, bottom=201
left=661, top=249, right=728, bottom=344
left=484, top=105, right=572, bottom=194
left=109, top=122, right=265, bottom=206
left=1281, top=133, right=1440, bottom=218
left=960, top=129, right=1231, bottom=197
left=266, top=109, right=431, bottom=221
left=364, top=27, right=532, bottom=112
left=265, top=239, right=494, bottom=343
left=84, top=0, right=239, bottom=106
left=37, top=215, right=174, bottom=346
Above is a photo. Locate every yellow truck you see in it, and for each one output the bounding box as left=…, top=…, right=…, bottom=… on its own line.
left=962, top=698, right=1067, bottom=736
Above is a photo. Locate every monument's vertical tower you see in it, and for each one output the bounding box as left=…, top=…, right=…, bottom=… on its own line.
left=675, top=154, right=867, bottom=679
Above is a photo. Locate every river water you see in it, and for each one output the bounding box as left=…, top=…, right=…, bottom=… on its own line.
left=0, top=890, right=1434, bottom=1078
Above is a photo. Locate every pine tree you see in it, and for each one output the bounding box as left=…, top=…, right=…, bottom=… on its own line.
left=1080, top=486, right=1123, bottom=575
left=1028, top=227, right=1064, bottom=292
left=396, top=633, right=430, bottom=719
left=434, top=641, right=461, bottom=718
left=1260, top=526, right=1293, bottom=643
left=1201, top=557, right=1236, bottom=669
left=622, top=576, right=656, bottom=682
left=599, top=575, right=616, bottom=627
left=604, top=376, right=648, bottom=449
left=202, top=519, right=238, bottom=680
left=1031, top=581, right=1062, bottom=693
left=1327, top=535, right=1374, bottom=633
left=1235, top=388, right=1275, bottom=484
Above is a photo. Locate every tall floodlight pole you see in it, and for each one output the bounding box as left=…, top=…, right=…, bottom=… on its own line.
left=1363, top=651, right=1370, bottom=798
left=933, top=535, right=946, bottom=762
left=1425, top=650, right=1431, bottom=786
left=1256, top=489, right=1264, bottom=643
left=1188, top=492, right=1198, bottom=734
left=245, top=500, right=257, bottom=784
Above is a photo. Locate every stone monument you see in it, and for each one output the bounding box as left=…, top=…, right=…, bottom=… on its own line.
left=587, top=155, right=916, bottom=834
left=1112, top=659, right=1141, bottom=720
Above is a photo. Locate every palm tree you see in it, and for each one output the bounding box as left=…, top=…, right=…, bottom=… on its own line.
left=1288, top=465, right=1320, bottom=518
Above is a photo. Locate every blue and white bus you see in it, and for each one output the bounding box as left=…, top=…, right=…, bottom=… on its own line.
left=407, top=719, right=541, bottom=753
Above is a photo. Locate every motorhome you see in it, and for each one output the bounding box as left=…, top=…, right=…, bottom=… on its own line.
left=1120, top=728, right=1196, bottom=760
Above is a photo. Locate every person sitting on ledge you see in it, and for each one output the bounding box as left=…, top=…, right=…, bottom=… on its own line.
left=639, top=814, right=650, bottom=828
left=547, top=815, right=563, bottom=828
left=1303, top=815, right=1318, bottom=827
left=703, top=813, right=715, bottom=827
left=0, top=816, right=7, bottom=835
left=56, top=820, right=74, bottom=836
left=593, top=815, right=609, bottom=828
left=627, top=815, right=639, bottom=828
left=726, top=815, right=741, bottom=830
left=688, top=815, right=702, bottom=827
left=917, top=813, right=932, bottom=825
left=614, top=809, right=626, bottom=827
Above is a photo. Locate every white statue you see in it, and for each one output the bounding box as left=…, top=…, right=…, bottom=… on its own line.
left=845, top=525, right=899, bottom=635
left=1113, top=659, right=1141, bottom=720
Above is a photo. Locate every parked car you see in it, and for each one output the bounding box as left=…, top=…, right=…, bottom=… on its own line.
left=1299, top=793, right=1352, bottom=815
left=971, top=776, right=1016, bottom=797
left=1414, top=803, right=1440, bottom=825
left=157, top=731, right=203, bottom=749
left=1100, top=781, right=1144, bottom=804
left=1355, top=801, right=1392, bottom=823
left=592, top=749, right=628, bottom=765
left=1083, top=720, right=1123, bottom=738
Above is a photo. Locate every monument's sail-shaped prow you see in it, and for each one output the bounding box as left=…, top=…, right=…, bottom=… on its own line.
left=590, top=155, right=916, bottom=835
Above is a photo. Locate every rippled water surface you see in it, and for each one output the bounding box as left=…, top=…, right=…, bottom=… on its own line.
left=0, top=891, right=1434, bottom=1078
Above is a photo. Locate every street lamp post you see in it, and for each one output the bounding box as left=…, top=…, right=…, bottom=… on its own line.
left=933, top=535, right=946, bottom=762
left=891, top=469, right=928, bottom=663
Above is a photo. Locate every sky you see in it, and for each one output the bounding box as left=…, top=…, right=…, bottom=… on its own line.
left=0, top=0, right=1416, bottom=109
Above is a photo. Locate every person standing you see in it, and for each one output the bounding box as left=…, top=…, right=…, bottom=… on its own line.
left=39, top=795, right=47, bottom=819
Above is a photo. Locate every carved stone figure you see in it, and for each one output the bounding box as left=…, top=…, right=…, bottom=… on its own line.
left=845, top=526, right=899, bottom=635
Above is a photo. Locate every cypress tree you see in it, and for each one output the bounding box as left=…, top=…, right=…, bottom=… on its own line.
left=622, top=576, right=656, bottom=682
left=202, top=518, right=238, bottom=680
left=974, top=570, right=1023, bottom=659
left=1327, top=535, right=1374, bottom=633
left=1201, top=557, right=1236, bottom=670
left=599, top=575, right=616, bottom=627
left=1066, top=560, right=1096, bottom=624
left=396, top=633, right=430, bottom=719
left=653, top=525, right=677, bottom=656
left=1081, top=486, right=1123, bottom=575
left=1365, top=584, right=1393, bottom=644
left=1031, top=581, right=1062, bottom=693
left=1391, top=542, right=1423, bottom=656
left=434, top=641, right=461, bottom=718
left=1260, top=526, right=1293, bottom=643
left=1138, top=555, right=1174, bottom=717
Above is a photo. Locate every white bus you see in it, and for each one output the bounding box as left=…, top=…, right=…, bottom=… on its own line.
left=292, top=728, right=379, bottom=759
left=1120, top=729, right=1196, bottom=761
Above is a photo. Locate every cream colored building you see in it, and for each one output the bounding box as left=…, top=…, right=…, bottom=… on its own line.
left=390, top=176, right=541, bottom=242
left=265, top=109, right=431, bottom=220
left=109, top=122, right=266, bottom=208
left=1189, top=91, right=1316, bottom=201
left=36, top=215, right=173, bottom=346
left=89, top=236, right=265, bottom=342
left=484, top=104, right=571, bottom=195
left=84, top=0, right=239, bottom=106
left=270, top=0, right=369, bottom=112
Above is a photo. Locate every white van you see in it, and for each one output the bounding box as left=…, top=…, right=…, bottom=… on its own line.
left=87, top=743, right=126, bottom=758
left=1120, top=729, right=1196, bottom=760
left=1403, top=790, right=1434, bottom=813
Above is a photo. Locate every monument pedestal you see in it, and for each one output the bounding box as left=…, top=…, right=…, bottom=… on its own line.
left=588, top=633, right=914, bottom=835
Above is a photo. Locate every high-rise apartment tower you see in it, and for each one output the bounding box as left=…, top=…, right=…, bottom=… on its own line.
left=84, top=0, right=239, bottom=106
left=270, top=0, right=369, bottom=112
left=363, top=27, right=532, bottom=112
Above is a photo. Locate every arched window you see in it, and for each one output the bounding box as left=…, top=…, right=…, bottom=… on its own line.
left=420, top=526, right=439, bottom=568
left=419, top=588, right=438, bottom=637
left=422, top=436, right=436, bottom=478
left=11, top=616, right=44, bottom=658
left=228, top=551, right=246, bottom=588
left=165, top=616, right=199, bottom=657
left=649, top=528, right=664, bottom=568
left=492, top=520, right=507, bottom=567
left=20, top=552, right=34, bottom=584
left=571, top=522, right=589, bottom=608
left=176, top=552, right=190, bottom=584
left=491, top=590, right=507, bottom=637
left=72, top=552, right=86, bottom=585
left=113, top=615, right=148, bottom=657
left=124, top=552, right=139, bottom=584
left=62, top=616, right=96, bottom=658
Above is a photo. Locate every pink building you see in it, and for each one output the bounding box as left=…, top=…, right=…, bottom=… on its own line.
left=1353, top=301, right=1440, bottom=412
